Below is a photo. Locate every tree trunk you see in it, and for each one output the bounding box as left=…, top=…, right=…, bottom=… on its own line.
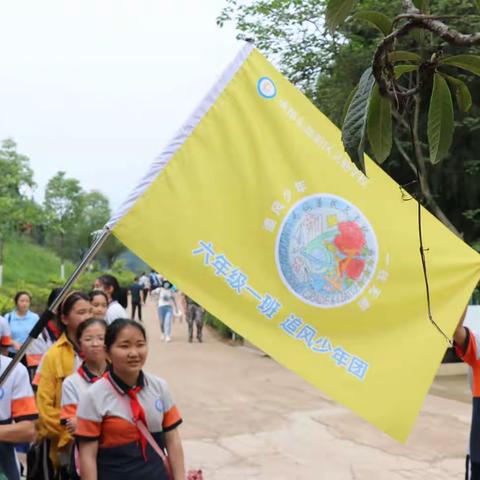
left=60, top=231, right=65, bottom=280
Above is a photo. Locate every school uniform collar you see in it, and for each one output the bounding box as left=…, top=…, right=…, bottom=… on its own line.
left=77, top=362, right=106, bottom=383
left=107, top=366, right=146, bottom=394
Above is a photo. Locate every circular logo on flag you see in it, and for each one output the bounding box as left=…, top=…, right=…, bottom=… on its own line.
left=276, top=194, right=378, bottom=308
left=155, top=399, right=164, bottom=412
left=257, top=76, right=277, bottom=99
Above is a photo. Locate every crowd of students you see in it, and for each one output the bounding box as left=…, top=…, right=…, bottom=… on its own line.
left=0, top=273, right=188, bottom=480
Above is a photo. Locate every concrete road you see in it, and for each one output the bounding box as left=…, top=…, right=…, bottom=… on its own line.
left=140, top=299, right=472, bottom=479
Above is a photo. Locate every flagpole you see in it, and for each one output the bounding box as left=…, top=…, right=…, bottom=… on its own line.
left=0, top=226, right=112, bottom=387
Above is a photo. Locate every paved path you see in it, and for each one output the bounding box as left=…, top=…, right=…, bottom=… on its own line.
left=140, top=299, right=471, bottom=479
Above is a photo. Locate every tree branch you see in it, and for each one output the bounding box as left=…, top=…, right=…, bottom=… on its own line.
left=372, top=3, right=480, bottom=101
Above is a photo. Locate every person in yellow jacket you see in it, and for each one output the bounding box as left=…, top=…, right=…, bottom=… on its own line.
left=36, top=291, right=92, bottom=473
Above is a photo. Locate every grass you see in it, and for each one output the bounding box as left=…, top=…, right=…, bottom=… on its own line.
left=0, top=236, right=75, bottom=312
left=3, top=236, right=74, bottom=286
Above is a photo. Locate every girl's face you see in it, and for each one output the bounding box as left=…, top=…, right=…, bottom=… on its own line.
left=91, top=295, right=107, bottom=319
left=94, top=279, right=112, bottom=301
left=108, top=326, right=147, bottom=380
left=79, top=323, right=106, bottom=363
left=16, top=294, right=30, bottom=313
left=62, top=299, right=92, bottom=339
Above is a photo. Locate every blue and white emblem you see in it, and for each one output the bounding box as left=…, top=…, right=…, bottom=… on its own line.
left=257, top=76, right=277, bottom=99
left=276, top=194, right=378, bottom=308
left=155, top=398, right=164, bottom=412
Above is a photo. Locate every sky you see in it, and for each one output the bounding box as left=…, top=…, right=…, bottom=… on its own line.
left=0, top=0, right=241, bottom=211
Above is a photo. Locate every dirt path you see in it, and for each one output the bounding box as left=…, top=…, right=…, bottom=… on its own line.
left=140, top=299, right=471, bottom=479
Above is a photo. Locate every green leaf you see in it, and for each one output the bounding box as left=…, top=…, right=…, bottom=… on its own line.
left=341, top=67, right=375, bottom=173
left=326, top=0, right=358, bottom=32
left=440, top=55, right=480, bottom=76
left=387, top=51, right=421, bottom=63
left=367, top=85, right=392, bottom=163
left=394, top=64, right=418, bottom=79
left=412, top=0, right=429, bottom=12
left=353, top=10, right=393, bottom=36
left=341, top=86, right=358, bottom=125
left=428, top=73, right=454, bottom=164
left=440, top=73, right=472, bottom=113
left=475, top=0, right=480, bottom=12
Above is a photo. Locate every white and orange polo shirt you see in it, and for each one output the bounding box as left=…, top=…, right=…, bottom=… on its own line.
left=61, top=362, right=103, bottom=421
left=76, top=369, right=182, bottom=480
left=0, top=354, right=38, bottom=480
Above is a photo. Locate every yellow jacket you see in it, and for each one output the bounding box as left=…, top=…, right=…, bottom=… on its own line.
left=36, top=333, right=76, bottom=465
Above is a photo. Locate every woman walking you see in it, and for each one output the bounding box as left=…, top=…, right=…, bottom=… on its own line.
left=76, top=318, right=185, bottom=479
left=152, top=283, right=178, bottom=342
left=7, top=291, right=39, bottom=378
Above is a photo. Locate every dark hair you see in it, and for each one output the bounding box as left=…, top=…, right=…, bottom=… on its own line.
left=96, top=274, right=120, bottom=301
left=47, top=288, right=63, bottom=309
left=76, top=317, right=107, bottom=343
left=105, top=318, right=146, bottom=350
left=89, top=289, right=108, bottom=303
left=60, top=291, right=90, bottom=318
left=14, top=291, right=31, bottom=306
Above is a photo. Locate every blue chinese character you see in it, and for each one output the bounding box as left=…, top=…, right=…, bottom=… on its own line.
left=245, top=286, right=262, bottom=301
left=331, top=347, right=351, bottom=367
left=311, top=337, right=332, bottom=353
left=211, top=254, right=232, bottom=277
left=257, top=294, right=282, bottom=319
left=296, top=324, right=317, bottom=347
left=279, top=314, right=303, bottom=336
left=347, top=356, right=369, bottom=381
left=192, top=241, right=215, bottom=265
left=226, top=269, right=248, bottom=294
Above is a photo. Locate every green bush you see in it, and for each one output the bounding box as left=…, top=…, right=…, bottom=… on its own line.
left=205, top=312, right=242, bottom=340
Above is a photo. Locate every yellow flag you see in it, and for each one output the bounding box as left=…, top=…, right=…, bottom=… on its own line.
left=107, top=44, right=480, bottom=441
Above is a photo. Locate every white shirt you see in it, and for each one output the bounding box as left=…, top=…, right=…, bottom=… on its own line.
left=105, top=301, right=128, bottom=325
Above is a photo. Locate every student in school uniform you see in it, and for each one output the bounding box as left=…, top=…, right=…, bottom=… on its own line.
left=76, top=318, right=185, bottom=480
left=89, top=290, right=108, bottom=321
left=0, top=314, right=13, bottom=355
left=61, top=318, right=108, bottom=429
left=36, top=292, right=92, bottom=472
left=94, top=275, right=128, bottom=324
left=0, top=354, right=38, bottom=480
left=60, top=318, right=108, bottom=478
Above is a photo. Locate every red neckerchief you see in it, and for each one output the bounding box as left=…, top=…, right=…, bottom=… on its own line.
left=77, top=362, right=103, bottom=384
left=47, top=320, right=61, bottom=340
left=106, top=371, right=148, bottom=460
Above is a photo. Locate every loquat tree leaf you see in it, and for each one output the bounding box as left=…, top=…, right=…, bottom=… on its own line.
left=394, top=64, right=418, bottom=78
left=440, top=55, right=480, bottom=76
left=387, top=51, right=421, bottom=63
left=440, top=73, right=472, bottom=113
left=428, top=73, right=454, bottom=164
left=326, top=0, right=359, bottom=32
left=341, top=67, right=375, bottom=173
left=353, top=10, right=393, bottom=36
left=367, top=84, right=392, bottom=163
left=341, top=86, right=358, bottom=125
